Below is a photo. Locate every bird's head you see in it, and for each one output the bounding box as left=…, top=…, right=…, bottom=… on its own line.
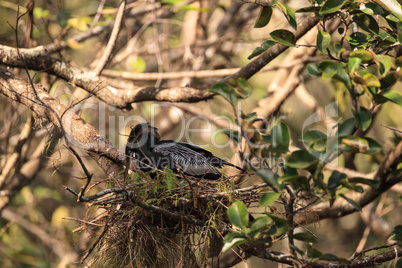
left=127, top=123, right=161, bottom=149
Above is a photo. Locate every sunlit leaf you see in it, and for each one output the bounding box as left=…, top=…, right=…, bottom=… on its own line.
left=260, top=192, right=281, bottom=206
left=276, top=2, right=297, bottom=30
left=350, top=50, right=372, bottom=61
left=285, top=150, right=318, bottom=169
left=382, top=90, right=402, bottom=107
left=348, top=57, right=362, bottom=73
left=130, top=57, right=146, bottom=73
left=317, top=31, right=331, bottom=52
left=301, top=130, right=327, bottom=142
left=227, top=201, right=249, bottom=228
left=222, top=237, right=247, bottom=252
left=360, top=2, right=384, bottom=15
left=250, top=216, right=271, bottom=232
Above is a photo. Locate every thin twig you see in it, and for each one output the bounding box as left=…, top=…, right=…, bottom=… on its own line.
left=350, top=242, right=398, bottom=262
left=94, top=0, right=126, bottom=76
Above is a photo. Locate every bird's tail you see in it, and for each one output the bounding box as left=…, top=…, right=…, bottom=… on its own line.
left=224, top=161, right=246, bottom=173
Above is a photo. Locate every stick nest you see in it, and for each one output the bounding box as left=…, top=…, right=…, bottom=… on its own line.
left=72, top=170, right=264, bottom=267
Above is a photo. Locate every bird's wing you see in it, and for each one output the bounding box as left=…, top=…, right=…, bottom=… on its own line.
left=177, top=142, right=245, bottom=172
left=153, top=142, right=221, bottom=177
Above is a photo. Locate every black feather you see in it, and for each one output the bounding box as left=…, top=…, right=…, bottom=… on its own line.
left=125, top=123, right=245, bottom=180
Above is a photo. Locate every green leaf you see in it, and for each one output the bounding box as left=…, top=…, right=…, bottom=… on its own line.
left=227, top=201, right=249, bottom=228
left=320, top=0, right=345, bottom=15
left=307, top=245, right=323, bottom=258
left=270, top=29, right=296, bottom=47
left=68, top=17, right=91, bottom=32
left=257, top=169, right=283, bottom=189
left=130, top=57, right=146, bottom=73
left=307, top=62, right=321, bottom=76
left=317, top=31, right=331, bottom=52
left=390, top=225, right=402, bottom=242
left=340, top=136, right=369, bottom=153
left=236, top=78, right=252, bottom=97
left=345, top=32, right=368, bottom=49
left=301, top=130, right=327, bottom=142
left=336, top=118, right=356, bottom=137
left=365, top=137, right=381, bottom=155
left=289, top=244, right=305, bottom=255
left=328, top=171, right=347, bottom=190
left=376, top=55, right=392, bottom=76
left=339, top=194, right=362, bottom=211
left=285, top=150, right=318, bottom=169
left=293, top=232, right=318, bottom=243
left=349, top=177, right=380, bottom=188
left=254, top=6, right=273, bottom=28
left=349, top=50, right=372, bottom=61
left=363, top=73, right=381, bottom=87
left=222, top=236, right=247, bottom=252
left=382, top=90, right=402, bottom=106
left=380, top=0, right=402, bottom=21
left=360, top=2, right=384, bottom=15
left=250, top=216, right=271, bottom=232
left=352, top=107, right=371, bottom=131
left=352, top=14, right=379, bottom=34
left=33, top=7, right=50, bottom=19
left=224, top=232, right=247, bottom=243
left=333, top=67, right=352, bottom=87
left=209, top=83, right=237, bottom=105
left=276, top=2, right=297, bottom=30
left=270, top=122, right=290, bottom=152
left=268, top=215, right=290, bottom=235
left=348, top=57, right=362, bottom=73
left=260, top=192, right=281, bottom=206
left=248, top=40, right=277, bottom=60
left=320, top=61, right=344, bottom=79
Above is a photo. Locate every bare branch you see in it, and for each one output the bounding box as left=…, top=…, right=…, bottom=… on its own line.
left=94, top=0, right=126, bottom=76
left=0, top=45, right=213, bottom=108
left=0, top=69, right=124, bottom=180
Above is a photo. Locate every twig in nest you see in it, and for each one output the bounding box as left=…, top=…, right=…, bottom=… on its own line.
left=81, top=223, right=110, bottom=264
left=65, top=145, right=93, bottom=202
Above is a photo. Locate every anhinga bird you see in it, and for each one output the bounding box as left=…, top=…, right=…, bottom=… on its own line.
left=125, top=123, right=245, bottom=180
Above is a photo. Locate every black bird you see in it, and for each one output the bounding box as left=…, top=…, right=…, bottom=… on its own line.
left=125, top=123, right=245, bottom=180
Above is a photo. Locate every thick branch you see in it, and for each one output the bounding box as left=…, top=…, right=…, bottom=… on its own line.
left=0, top=45, right=213, bottom=109
left=294, top=141, right=402, bottom=225
left=0, top=69, right=124, bottom=179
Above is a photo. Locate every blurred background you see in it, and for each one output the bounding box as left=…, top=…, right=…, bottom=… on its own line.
left=0, top=0, right=401, bottom=267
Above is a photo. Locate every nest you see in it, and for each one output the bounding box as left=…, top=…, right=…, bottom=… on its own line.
left=71, top=170, right=264, bottom=267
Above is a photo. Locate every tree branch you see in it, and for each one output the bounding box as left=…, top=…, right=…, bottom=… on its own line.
left=0, top=45, right=213, bottom=109
left=0, top=69, right=124, bottom=180
left=294, top=141, right=402, bottom=225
